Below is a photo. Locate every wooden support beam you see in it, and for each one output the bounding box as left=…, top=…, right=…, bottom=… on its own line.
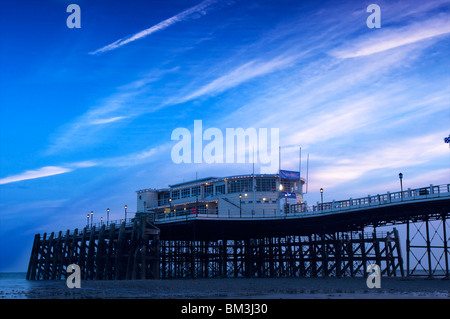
left=26, top=234, right=40, bottom=280
left=42, top=232, right=54, bottom=280
left=114, top=223, right=125, bottom=280
left=95, top=225, right=106, bottom=280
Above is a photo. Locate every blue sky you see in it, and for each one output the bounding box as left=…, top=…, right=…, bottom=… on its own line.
left=0, top=0, right=449, bottom=271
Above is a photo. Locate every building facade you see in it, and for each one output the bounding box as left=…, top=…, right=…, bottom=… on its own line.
left=136, top=171, right=306, bottom=218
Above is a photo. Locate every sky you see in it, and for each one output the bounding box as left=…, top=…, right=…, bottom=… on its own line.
left=0, top=0, right=449, bottom=272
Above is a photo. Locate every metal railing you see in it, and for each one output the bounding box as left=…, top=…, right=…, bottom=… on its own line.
left=39, top=183, right=449, bottom=237
left=293, top=183, right=450, bottom=215
left=154, top=183, right=450, bottom=222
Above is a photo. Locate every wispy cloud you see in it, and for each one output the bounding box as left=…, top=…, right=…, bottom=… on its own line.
left=0, top=144, right=169, bottom=185
left=0, top=161, right=98, bottom=185
left=44, top=68, right=176, bottom=155
left=90, top=0, right=227, bottom=55
left=331, top=16, right=450, bottom=59
left=311, top=132, right=448, bottom=189
left=89, top=116, right=128, bottom=125
left=174, top=53, right=301, bottom=104
left=0, top=166, right=72, bottom=185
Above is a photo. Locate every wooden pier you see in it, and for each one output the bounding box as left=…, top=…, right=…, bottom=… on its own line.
left=27, top=214, right=403, bottom=280
left=26, top=183, right=449, bottom=280
left=159, top=230, right=404, bottom=279
left=26, top=215, right=160, bottom=280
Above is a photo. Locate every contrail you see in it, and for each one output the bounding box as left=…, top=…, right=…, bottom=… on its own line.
left=90, top=0, right=222, bottom=55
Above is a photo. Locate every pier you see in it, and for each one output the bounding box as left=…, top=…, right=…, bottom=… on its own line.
left=26, top=183, right=450, bottom=280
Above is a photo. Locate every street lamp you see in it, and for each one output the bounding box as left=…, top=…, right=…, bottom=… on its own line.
left=106, top=208, right=110, bottom=226
left=169, top=198, right=172, bottom=214
left=239, top=194, right=242, bottom=218
left=399, top=173, right=403, bottom=200
left=320, top=188, right=324, bottom=213
left=101, top=217, right=103, bottom=226
left=124, top=205, right=127, bottom=223
left=285, top=192, right=288, bottom=213
left=90, top=211, right=94, bottom=228
left=86, top=214, right=89, bottom=227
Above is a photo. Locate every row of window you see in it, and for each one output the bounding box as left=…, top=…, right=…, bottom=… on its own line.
left=228, top=178, right=277, bottom=193
left=243, top=200, right=277, bottom=204
left=159, top=178, right=282, bottom=203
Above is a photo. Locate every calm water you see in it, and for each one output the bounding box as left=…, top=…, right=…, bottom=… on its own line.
left=0, top=272, right=66, bottom=299
left=0, top=272, right=29, bottom=298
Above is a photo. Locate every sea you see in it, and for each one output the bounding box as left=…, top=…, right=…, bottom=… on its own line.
left=0, top=272, right=66, bottom=299
left=1, top=270, right=446, bottom=299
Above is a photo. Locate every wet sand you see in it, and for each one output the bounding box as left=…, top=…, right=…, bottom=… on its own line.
left=2, top=277, right=449, bottom=299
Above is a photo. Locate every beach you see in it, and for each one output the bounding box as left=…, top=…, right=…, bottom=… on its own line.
left=1, top=274, right=448, bottom=299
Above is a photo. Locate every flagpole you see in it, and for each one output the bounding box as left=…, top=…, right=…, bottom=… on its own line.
left=306, top=153, right=309, bottom=194
left=299, top=147, right=302, bottom=195
left=253, top=147, right=256, bottom=214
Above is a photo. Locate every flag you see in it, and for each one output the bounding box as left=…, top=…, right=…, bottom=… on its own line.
left=445, top=135, right=450, bottom=143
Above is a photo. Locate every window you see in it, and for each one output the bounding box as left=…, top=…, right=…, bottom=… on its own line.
left=172, top=190, right=180, bottom=200
left=281, top=180, right=298, bottom=193
left=181, top=188, right=190, bottom=198
left=191, top=186, right=200, bottom=196
left=228, top=178, right=252, bottom=193
left=256, top=178, right=276, bottom=192
left=204, top=184, right=213, bottom=196
left=215, top=184, right=225, bottom=195
left=158, top=192, right=171, bottom=206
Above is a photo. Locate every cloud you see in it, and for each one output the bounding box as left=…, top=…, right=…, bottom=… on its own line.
left=0, top=161, right=97, bottom=185
left=90, top=0, right=226, bottom=55
left=0, top=166, right=73, bottom=185
left=331, top=17, right=450, bottom=59
left=175, top=53, right=300, bottom=104
left=100, top=143, right=172, bottom=167
left=89, top=116, right=128, bottom=125
left=311, top=132, right=449, bottom=189
left=45, top=66, right=183, bottom=155
left=0, top=145, right=166, bottom=186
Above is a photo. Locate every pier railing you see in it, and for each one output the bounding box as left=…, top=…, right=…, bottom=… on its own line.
left=69, top=183, right=449, bottom=231
left=297, top=183, right=450, bottom=215
left=149, top=183, right=450, bottom=224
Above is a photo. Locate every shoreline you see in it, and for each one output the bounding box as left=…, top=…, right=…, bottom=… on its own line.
left=1, top=276, right=449, bottom=299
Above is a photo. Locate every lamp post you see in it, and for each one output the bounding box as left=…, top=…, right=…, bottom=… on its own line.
left=399, top=173, right=403, bottom=201
left=86, top=214, right=89, bottom=228
left=106, top=208, right=110, bottom=226
left=124, top=205, right=127, bottom=223
left=169, top=198, right=172, bottom=214
left=90, top=211, right=93, bottom=228
left=279, top=184, right=284, bottom=214
left=101, top=217, right=103, bottom=226
left=196, top=194, right=198, bottom=215
left=285, top=193, right=288, bottom=213
left=239, top=194, right=242, bottom=218
left=320, top=188, right=324, bottom=213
